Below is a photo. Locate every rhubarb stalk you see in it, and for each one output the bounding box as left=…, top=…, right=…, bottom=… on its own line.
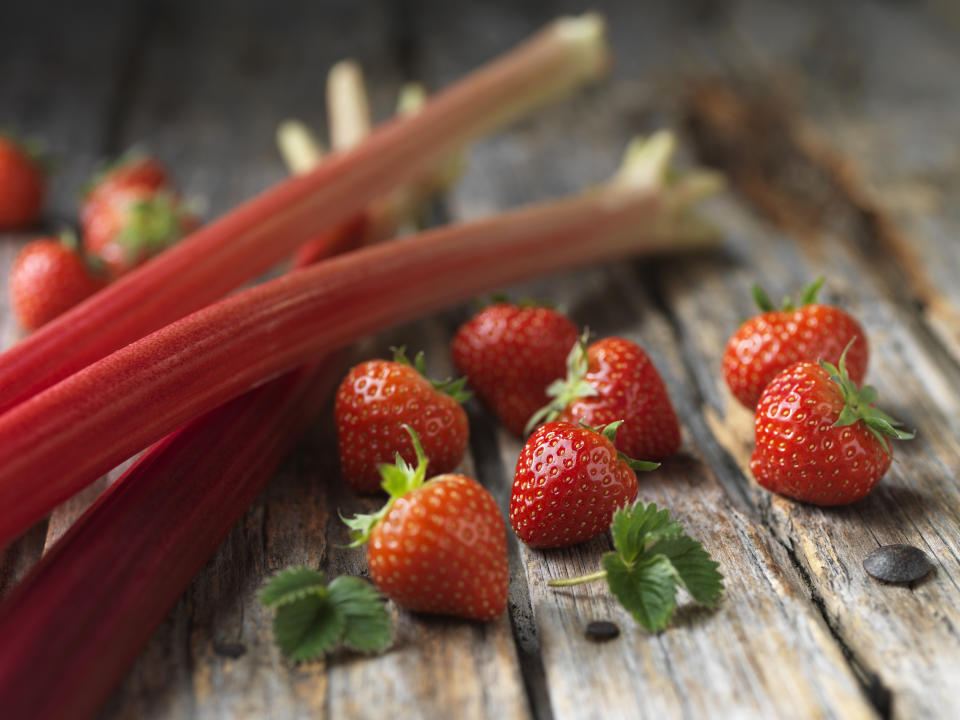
left=0, top=135, right=720, bottom=549
left=0, top=13, right=609, bottom=414
left=0, top=66, right=390, bottom=720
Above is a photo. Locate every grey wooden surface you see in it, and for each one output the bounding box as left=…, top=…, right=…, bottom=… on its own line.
left=3, top=0, right=960, bottom=718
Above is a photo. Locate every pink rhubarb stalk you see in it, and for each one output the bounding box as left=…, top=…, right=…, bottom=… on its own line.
left=0, top=68, right=387, bottom=719
left=0, top=134, right=719, bottom=549
left=0, top=13, right=609, bottom=414
left=0, top=354, right=346, bottom=720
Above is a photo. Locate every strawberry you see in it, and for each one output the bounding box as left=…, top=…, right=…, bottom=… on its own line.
left=0, top=135, right=46, bottom=230
left=528, top=336, right=681, bottom=460
left=750, top=348, right=913, bottom=506
left=510, top=421, right=658, bottom=548
left=81, top=185, right=195, bottom=279
left=723, top=278, right=869, bottom=408
left=335, top=348, right=470, bottom=493
left=9, top=235, right=106, bottom=330
left=452, top=302, right=578, bottom=436
left=344, top=427, right=509, bottom=621
left=81, top=152, right=168, bottom=224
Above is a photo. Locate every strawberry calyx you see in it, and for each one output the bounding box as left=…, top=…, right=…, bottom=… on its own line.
left=392, top=346, right=471, bottom=403
left=592, top=420, right=660, bottom=472
left=752, top=276, right=824, bottom=313
left=342, top=425, right=430, bottom=547
left=57, top=230, right=108, bottom=279
left=525, top=330, right=597, bottom=434
left=820, top=343, right=914, bottom=453
left=116, top=191, right=188, bottom=259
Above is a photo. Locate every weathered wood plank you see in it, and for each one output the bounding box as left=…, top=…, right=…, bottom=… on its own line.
left=658, top=184, right=960, bottom=718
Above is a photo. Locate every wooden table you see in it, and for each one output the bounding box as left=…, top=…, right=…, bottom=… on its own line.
left=3, top=0, right=960, bottom=717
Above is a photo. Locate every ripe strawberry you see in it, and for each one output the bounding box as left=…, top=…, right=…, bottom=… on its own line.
left=335, top=348, right=470, bottom=493
left=0, top=135, right=46, bottom=230
left=9, top=235, right=106, bottom=330
left=510, top=421, right=658, bottom=549
left=81, top=185, right=195, bottom=279
left=723, top=278, right=868, bottom=408
left=344, top=427, right=509, bottom=621
left=529, top=336, right=681, bottom=460
left=81, top=152, right=168, bottom=225
left=750, top=350, right=913, bottom=506
left=451, top=302, right=578, bottom=436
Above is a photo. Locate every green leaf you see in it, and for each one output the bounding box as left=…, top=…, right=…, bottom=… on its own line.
left=259, top=567, right=327, bottom=608
left=525, top=331, right=596, bottom=435
left=273, top=593, right=346, bottom=661
left=609, top=502, right=683, bottom=565
left=647, top=535, right=724, bottom=607
left=342, top=425, right=428, bottom=546
left=751, top=284, right=776, bottom=312
left=799, top=276, right=824, bottom=306
left=328, top=576, right=394, bottom=653
left=603, top=552, right=679, bottom=631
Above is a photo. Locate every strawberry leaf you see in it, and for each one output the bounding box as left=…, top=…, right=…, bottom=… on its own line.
left=259, top=566, right=328, bottom=607
left=327, top=576, right=393, bottom=653
left=261, top=569, right=394, bottom=661
left=647, top=535, right=724, bottom=606
left=272, top=593, right=346, bottom=661
left=609, top=501, right=681, bottom=565
left=602, top=552, right=679, bottom=631
left=526, top=331, right=596, bottom=434
left=549, top=501, right=723, bottom=632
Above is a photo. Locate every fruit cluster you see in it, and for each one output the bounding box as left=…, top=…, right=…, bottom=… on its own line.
left=4, top=144, right=195, bottom=331
left=334, top=281, right=913, bottom=628
left=723, top=279, right=912, bottom=505
left=337, top=301, right=706, bottom=625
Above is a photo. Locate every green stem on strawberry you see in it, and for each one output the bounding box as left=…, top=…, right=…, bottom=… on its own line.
left=525, top=331, right=595, bottom=433
left=546, top=501, right=723, bottom=631
left=392, top=346, right=471, bottom=403
left=821, top=340, right=914, bottom=452
left=752, top=276, right=825, bottom=313
left=342, top=425, right=430, bottom=546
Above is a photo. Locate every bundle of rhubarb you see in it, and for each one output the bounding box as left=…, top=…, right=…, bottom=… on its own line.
left=0, top=14, right=724, bottom=720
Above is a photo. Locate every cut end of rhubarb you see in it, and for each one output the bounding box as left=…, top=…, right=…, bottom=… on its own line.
left=276, top=120, right=325, bottom=175
left=554, top=13, right=610, bottom=78
left=613, top=131, right=677, bottom=191
left=327, top=59, right=372, bottom=151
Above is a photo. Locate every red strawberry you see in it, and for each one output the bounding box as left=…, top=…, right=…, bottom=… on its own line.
left=81, top=152, right=168, bottom=225
left=344, top=427, right=509, bottom=620
left=451, top=302, right=578, bottom=436
left=510, top=421, right=658, bottom=548
left=9, top=235, right=106, bottom=330
left=82, top=185, right=195, bottom=279
left=0, top=135, right=45, bottom=230
left=723, top=278, right=868, bottom=408
left=335, top=349, right=470, bottom=493
left=750, top=350, right=913, bottom=506
left=529, top=336, right=681, bottom=460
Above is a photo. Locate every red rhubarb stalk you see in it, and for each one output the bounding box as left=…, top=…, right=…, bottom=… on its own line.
left=0, top=68, right=385, bottom=719
left=0, top=135, right=720, bottom=548
left=0, top=354, right=347, bottom=720
left=0, top=13, right=609, bottom=414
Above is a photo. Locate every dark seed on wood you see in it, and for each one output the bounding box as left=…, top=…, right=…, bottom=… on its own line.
left=212, top=641, right=247, bottom=659
left=585, top=621, right=620, bottom=641
left=863, top=545, right=934, bottom=584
